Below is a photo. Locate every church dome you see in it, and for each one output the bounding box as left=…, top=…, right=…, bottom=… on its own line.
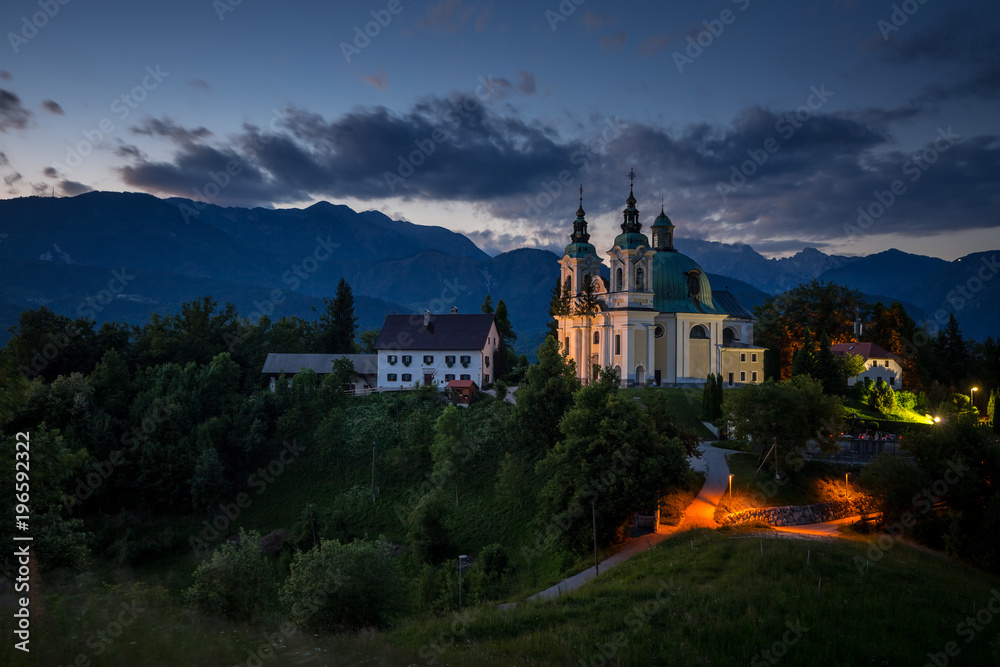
left=652, top=207, right=673, bottom=227
left=651, top=250, right=721, bottom=314
left=612, top=231, right=650, bottom=250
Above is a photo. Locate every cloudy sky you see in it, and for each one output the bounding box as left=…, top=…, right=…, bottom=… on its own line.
left=1, top=0, right=998, bottom=260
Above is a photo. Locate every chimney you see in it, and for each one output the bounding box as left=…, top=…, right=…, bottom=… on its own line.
left=423, top=309, right=431, bottom=327
left=451, top=306, right=458, bottom=314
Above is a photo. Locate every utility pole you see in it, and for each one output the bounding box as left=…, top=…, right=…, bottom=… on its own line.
left=459, top=555, right=467, bottom=612
left=592, top=499, right=599, bottom=576
left=371, top=438, right=377, bottom=503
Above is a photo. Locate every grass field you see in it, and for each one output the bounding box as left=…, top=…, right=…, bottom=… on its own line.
left=8, top=529, right=997, bottom=666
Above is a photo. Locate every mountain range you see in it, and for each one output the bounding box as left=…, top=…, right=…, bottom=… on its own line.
left=0, top=192, right=996, bottom=352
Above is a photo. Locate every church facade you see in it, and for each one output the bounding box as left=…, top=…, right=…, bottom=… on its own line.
left=554, top=177, right=765, bottom=387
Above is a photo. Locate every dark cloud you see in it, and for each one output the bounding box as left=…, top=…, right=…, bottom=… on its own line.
left=42, top=100, right=64, bottom=115
left=638, top=33, right=671, bottom=58
left=131, top=117, right=213, bottom=143
left=0, top=71, right=11, bottom=80
left=42, top=166, right=58, bottom=178
left=580, top=11, right=614, bottom=31
left=515, top=70, right=536, bottom=95
left=187, top=78, right=212, bottom=90
left=3, top=170, right=22, bottom=187
left=31, top=182, right=49, bottom=195
left=418, top=0, right=490, bottom=33
left=111, top=94, right=1000, bottom=250
left=59, top=180, right=92, bottom=196
left=114, top=142, right=145, bottom=159
left=599, top=30, right=627, bottom=52
left=364, top=68, right=388, bottom=91
left=0, top=89, right=32, bottom=132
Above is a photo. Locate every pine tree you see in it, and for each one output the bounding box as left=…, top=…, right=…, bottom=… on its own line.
left=319, top=279, right=357, bottom=353
left=493, top=299, right=517, bottom=381
left=481, top=295, right=495, bottom=314
left=547, top=279, right=569, bottom=339
left=816, top=331, right=841, bottom=394
left=791, top=329, right=819, bottom=378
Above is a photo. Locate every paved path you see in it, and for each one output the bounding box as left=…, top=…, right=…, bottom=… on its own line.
left=499, top=443, right=733, bottom=609
left=772, top=515, right=858, bottom=539
left=484, top=385, right=517, bottom=405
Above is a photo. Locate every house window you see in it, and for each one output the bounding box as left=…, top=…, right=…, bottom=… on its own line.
left=387, top=373, right=397, bottom=381
left=460, top=355, right=471, bottom=367
left=484, top=374, right=490, bottom=384
left=445, top=374, right=455, bottom=381
left=889, top=377, right=895, bottom=386
left=751, top=353, right=757, bottom=363
left=423, top=355, right=434, bottom=365
left=387, top=354, right=397, bottom=365
left=402, top=373, right=412, bottom=382
left=402, top=355, right=412, bottom=366
left=593, top=331, right=600, bottom=345
left=446, top=355, right=455, bottom=366
left=460, top=374, right=471, bottom=381
left=740, top=353, right=746, bottom=362
left=485, top=356, right=490, bottom=367
left=752, top=371, right=758, bottom=382
left=740, top=371, right=746, bottom=382
left=615, top=334, right=621, bottom=355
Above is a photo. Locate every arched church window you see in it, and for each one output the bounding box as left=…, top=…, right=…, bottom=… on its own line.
left=689, top=325, right=709, bottom=339
left=615, top=334, right=621, bottom=355
left=687, top=271, right=700, bottom=297
left=564, top=276, right=572, bottom=295
left=593, top=331, right=600, bottom=345
left=615, top=267, right=623, bottom=292
left=636, top=267, right=645, bottom=290
left=723, top=327, right=739, bottom=345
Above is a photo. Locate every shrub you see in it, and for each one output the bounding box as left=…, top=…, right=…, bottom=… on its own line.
left=183, top=529, right=271, bottom=621
left=471, top=543, right=509, bottom=601
left=896, top=390, right=918, bottom=411
left=857, top=453, right=928, bottom=526
left=280, top=537, right=406, bottom=631
left=868, top=379, right=897, bottom=414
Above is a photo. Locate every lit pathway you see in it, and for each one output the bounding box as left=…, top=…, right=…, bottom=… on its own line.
left=771, top=515, right=858, bottom=539
left=499, top=442, right=733, bottom=609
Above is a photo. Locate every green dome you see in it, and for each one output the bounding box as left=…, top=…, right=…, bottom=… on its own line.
left=651, top=250, right=721, bottom=314
left=653, top=207, right=673, bottom=227
left=565, top=241, right=598, bottom=258
left=612, top=232, right=650, bottom=250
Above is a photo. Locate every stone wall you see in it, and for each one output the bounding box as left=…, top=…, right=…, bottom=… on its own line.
left=720, top=496, right=879, bottom=527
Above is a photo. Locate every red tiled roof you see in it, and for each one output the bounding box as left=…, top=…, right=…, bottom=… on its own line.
left=830, top=342, right=899, bottom=361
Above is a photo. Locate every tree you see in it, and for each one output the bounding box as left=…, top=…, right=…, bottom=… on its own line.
left=790, top=329, right=819, bottom=379
left=358, top=328, right=381, bottom=354
left=493, top=299, right=517, bottom=381
left=755, top=281, right=867, bottom=379
left=868, top=378, right=897, bottom=414
left=481, top=295, right=495, bottom=314
left=280, top=538, right=406, bottom=631
left=514, top=337, right=580, bottom=453
left=183, top=529, right=271, bottom=621
left=318, top=279, right=358, bottom=353
left=725, top=376, right=842, bottom=476
left=858, top=453, right=929, bottom=527
left=816, top=331, right=842, bottom=394
left=839, top=352, right=867, bottom=384
left=537, top=375, right=688, bottom=551
left=702, top=374, right=722, bottom=421
left=547, top=278, right=570, bottom=339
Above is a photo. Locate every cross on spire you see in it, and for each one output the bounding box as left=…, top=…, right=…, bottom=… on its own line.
left=628, top=167, right=636, bottom=188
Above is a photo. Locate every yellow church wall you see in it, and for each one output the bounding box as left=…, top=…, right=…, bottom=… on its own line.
left=690, top=338, right=710, bottom=378
left=633, top=331, right=646, bottom=372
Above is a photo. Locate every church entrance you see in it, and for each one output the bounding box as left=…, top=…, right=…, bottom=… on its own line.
left=636, top=366, right=646, bottom=385
left=654, top=369, right=661, bottom=386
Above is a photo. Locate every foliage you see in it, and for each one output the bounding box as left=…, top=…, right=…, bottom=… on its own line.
left=493, top=299, right=517, bottom=382
left=183, top=529, right=272, bottom=621
left=701, top=373, right=723, bottom=421
left=514, top=336, right=580, bottom=453
left=642, top=390, right=702, bottom=457
left=839, top=352, right=867, bottom=382
left=868, top=379, right=897, bottom=414
left=857, top=453, right=929, bottom=526
left=537, top=375, right=689, bottom=551
left=280, top=537, right=407, bottom=631
left=317, top=279, right=358, bottom=353
left=724, top=375, right=842, bottom=474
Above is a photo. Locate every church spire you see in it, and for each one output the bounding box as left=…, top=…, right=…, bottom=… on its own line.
left=621, top=168, right=641, bottom=234
left=569, top=184, right=591, bottom=244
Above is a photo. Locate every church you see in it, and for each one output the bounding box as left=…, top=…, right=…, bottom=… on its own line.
left=554, top=173, right=765, bottom=387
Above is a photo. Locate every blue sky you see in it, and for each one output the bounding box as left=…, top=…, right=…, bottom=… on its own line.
left=1, top=0, right=998, bottom=260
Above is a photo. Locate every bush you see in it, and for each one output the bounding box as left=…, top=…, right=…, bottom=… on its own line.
left=183, top=529, right=271, bottom=621
left=896, top=390, right=918, bottom=411
left=280, top=537, right=406, bottom=631
left=858, top=454, right=928, bottom=526
left=471, top=543, right=509, bottom=602
left=868, top=379, right=897, bottom=414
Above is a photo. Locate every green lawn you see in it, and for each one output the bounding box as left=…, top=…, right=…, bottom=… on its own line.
left=720, top=451, right=850, bottom=514
left=621, top=386, right=716, bottom=439
left=842, top=397, right=934, bottom=425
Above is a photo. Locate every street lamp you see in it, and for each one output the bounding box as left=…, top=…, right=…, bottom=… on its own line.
left=728, top=474, right=734, bottom=499
left=845, top=472, right=850, bottom=493
left=458, top=555, right=467, bottom=612
left=971, top=387, right=978, bottom=412
left=934, top=416, right=941, bottom=423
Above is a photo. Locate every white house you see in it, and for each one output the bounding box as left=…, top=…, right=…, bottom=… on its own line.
left=830, top=342, right=904, bottom=388
left=374, top=310, right=499, bottom=389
